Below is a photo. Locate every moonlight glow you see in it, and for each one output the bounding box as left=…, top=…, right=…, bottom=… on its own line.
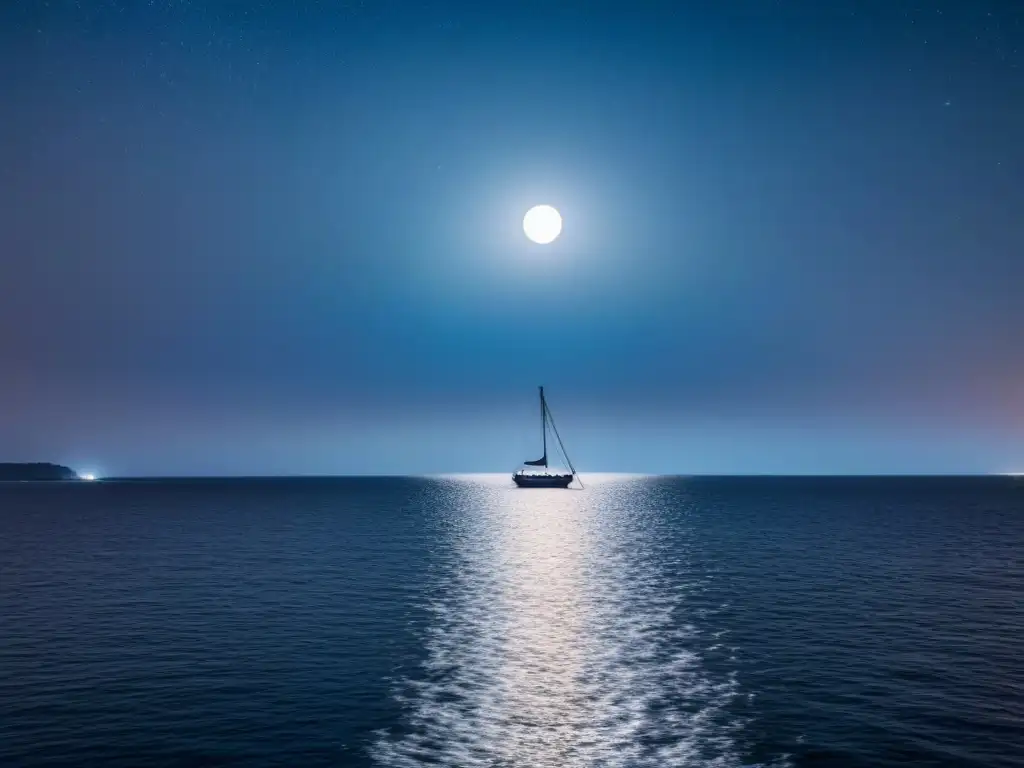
left=523, top=205, right=562, bottom=245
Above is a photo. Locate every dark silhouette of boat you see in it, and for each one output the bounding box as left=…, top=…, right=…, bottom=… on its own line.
left=512, top=387, right=580, bottom=489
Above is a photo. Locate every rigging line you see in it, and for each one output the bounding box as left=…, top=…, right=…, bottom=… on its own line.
left=545, top=405, right=572, bottom=473
left=545, top=401, right=584, bottom=489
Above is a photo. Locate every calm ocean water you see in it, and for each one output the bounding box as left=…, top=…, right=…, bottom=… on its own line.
left=1, top=475, right=1021, bottom=767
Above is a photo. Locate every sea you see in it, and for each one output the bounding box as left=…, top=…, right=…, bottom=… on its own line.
left=1, top=475, right=1021, bottom=767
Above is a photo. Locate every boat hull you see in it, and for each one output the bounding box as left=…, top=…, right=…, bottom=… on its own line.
left=513, top=473, right=574, bottom=488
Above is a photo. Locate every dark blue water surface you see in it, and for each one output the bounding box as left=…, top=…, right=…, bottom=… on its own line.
left=1, top=475, right=1022, bottom=767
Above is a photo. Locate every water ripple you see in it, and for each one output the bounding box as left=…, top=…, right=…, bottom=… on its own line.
left=1, top=476, right=1021, bottom=767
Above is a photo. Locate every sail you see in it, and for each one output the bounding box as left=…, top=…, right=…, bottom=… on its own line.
left=521, top=386, right=549, bottom=467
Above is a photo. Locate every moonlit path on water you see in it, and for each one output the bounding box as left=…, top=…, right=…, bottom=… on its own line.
left=372, top=476, right=769, bottom=767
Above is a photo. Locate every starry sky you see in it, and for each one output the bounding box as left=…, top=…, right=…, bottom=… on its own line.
left=2, top=0, right=1023, bottom=476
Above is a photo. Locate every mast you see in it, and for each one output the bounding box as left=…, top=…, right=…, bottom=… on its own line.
left=539, top=386, right=547, bottom=467
left=522, top=386, right=550, bottom=468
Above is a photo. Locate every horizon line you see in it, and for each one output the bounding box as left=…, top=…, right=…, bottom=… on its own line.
left=19, top=471, right=1024, bottom=481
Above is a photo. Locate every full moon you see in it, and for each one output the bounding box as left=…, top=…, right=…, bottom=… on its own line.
left=523, top=205, right=562, bottom=245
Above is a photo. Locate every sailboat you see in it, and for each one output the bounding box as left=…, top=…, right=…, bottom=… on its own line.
left=513, top=386, right=580, bottom=488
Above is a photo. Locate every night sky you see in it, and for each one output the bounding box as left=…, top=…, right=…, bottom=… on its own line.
left=2, top=1, right=1023, bottom=476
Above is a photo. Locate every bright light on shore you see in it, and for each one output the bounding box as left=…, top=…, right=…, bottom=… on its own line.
left=79, top=473, right=97, bottom=481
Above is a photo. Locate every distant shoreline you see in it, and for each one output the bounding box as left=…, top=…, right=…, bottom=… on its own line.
left=0, top=463, right=80, bottom=482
